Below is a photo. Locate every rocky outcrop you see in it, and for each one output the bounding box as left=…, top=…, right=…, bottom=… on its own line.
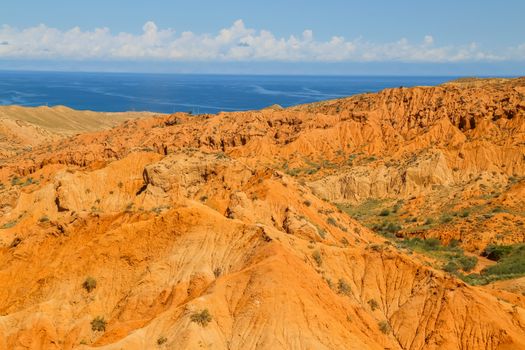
left=0, top=77, right=524, bottom=349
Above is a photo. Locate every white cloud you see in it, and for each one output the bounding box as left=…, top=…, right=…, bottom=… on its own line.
left=0, top=20, right=520, bottom=62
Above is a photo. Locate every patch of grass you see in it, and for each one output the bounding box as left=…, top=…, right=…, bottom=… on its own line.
left=482, top=244, right=525, bottom=276
left=459, top=210, right=470, bottom=218
left=379, top=209, right=390, bottom=217
left=399, top=237, right=478, bottom=273
left=440, top=214, right=453, bottom=224
left=1, top=220, right=18, bottom=229
left=91, top=316, right=107, bottom=332
left=20, top=177, right=34, bottom=187
left=190, top=309, right=212, bottom=327
left=482, top=244, right=513, bottom=261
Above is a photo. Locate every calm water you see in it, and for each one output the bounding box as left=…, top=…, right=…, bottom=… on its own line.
left=0, top=71, right=457, bottom=114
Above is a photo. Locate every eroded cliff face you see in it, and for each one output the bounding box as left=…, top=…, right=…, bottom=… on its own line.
left=0, top=78, right=524, bottom=349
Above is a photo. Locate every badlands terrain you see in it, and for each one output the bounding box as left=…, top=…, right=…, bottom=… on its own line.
left=0, top=77, right=525, bottom=349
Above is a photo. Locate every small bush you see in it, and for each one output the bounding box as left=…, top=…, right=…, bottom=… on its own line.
left=456, top=255, right=477, bottom=272
left=303, top=200, right=312, bottom=207
left=443, top=261, right=459, bottom=273
left=482, top=244, right=513, bottom=261
left=213, top=267, right=222, bottom=278
left=83, top=277, right=97, bottom=292
left=190, top=309, right=212, bottom=327
left=91, top=316, right=107, bottom=332
left=337, top=279, right=351, bottom=295
left=368, top=299, right=379, bottom=311
left=312, top=251, right=323, bottom=266
left=327, top=217, right=337, bottom=226
left=378, top=320, right=391, bottom=334
left=157, top=336, right=168, bottom=345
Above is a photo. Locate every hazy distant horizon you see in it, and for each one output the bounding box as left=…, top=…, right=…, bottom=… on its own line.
left=1, top=60, right=523, bottom=77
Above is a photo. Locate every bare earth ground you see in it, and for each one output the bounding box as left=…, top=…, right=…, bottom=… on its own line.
left=0, top=77, right=524, bottom=349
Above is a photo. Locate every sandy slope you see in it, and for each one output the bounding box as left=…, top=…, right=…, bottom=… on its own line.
left=0, top=78, right=524, bottom=349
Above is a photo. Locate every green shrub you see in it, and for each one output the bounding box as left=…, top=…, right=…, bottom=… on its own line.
left=443, top=261, right=459, bottom=273
left=379, top=209, right=390, bottom=217
left=482, top=245, right=525, bottom=276
left=482, top=244, right=513, bottom=261
left=456, top=255, right=477, bottom=272
left=440, top=214, right=453, bottom=224
left=190, top=309, right=212, bottom=327
left=91, top=316, right=107, bottom=332
left=327, top=217, right=337, bottom=226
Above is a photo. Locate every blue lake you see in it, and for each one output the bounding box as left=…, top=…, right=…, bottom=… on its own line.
left=0, top=71, right=458, bottom=114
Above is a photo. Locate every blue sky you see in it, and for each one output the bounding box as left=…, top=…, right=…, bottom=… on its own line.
left=0, top=0, right=524, bottom=75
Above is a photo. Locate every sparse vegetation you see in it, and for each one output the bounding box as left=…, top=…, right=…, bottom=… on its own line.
left=1, top=220, right=18, bottom=229
left=83, top=277, right=97, bottom=292
left=368, top=299, right=379, bottom=311
left=399, top=237, right=478, bottom=274
left=213, top=267, right=222, bottom=278
left=337, top=278, right=351, bottom=295
left=91, top=316, right=107, bottom=332
left=378, top=320, right=391, bottom=334
left=312, top=250, right=323, bottom=266
left=157, top=336, right=168, bottom=346
left=190, top=309, right=212, bottom=327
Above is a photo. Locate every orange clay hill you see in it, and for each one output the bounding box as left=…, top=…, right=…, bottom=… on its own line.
left=0, top=77, right=524, bottom=350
